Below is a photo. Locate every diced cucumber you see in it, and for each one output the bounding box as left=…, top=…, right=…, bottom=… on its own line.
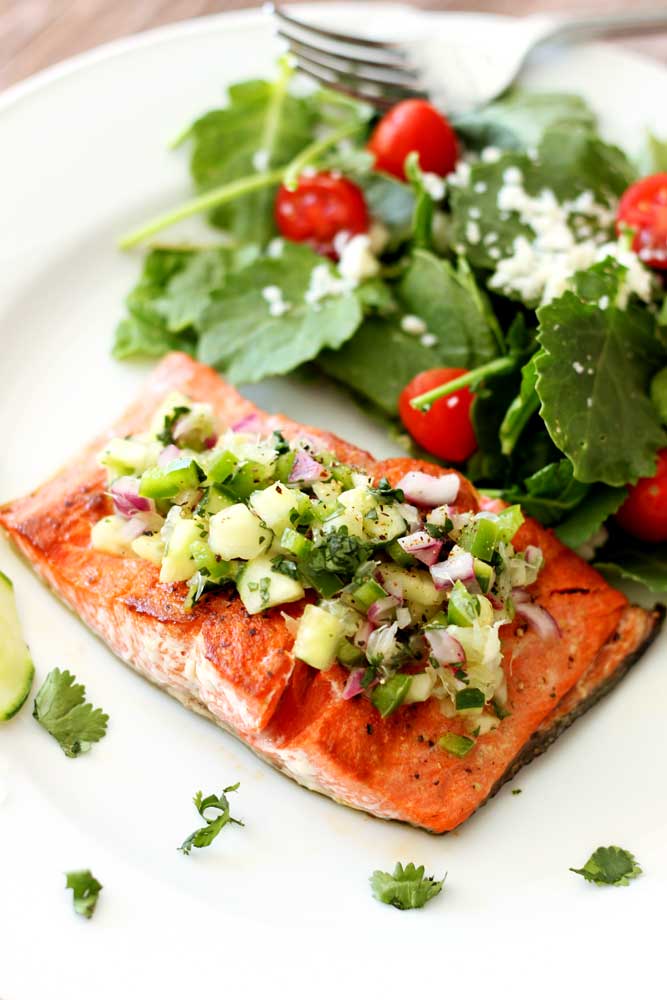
left=131, top=532, right=165, bottom=566
left=149, top=390, right=192, bottom=437
left=99, top=437, right=158, bottom=475
left=160, top=518, right=202, bottom=583
left=404, top=672, right=435, bottom=705
left=364, top=504, right=406, bottom=544
left=336, top=638, right=365, bottom=667
left=280, top=528, right=313, bottom=559
left=384, top=538, right=417, bottom=568
left=312, top=481, right=342, bottom=519
left=377, top=565, right=442, bottom=608
left=237, top=555, right=305, bottom=614
left=460, top=517, right=499, bottom=562
left=225, top=460, right=275, bottom=500
left=195, top=486, right=233, bottom=518
left=209, top=504, right=271, bottom=561
left=322, top=507, right=365, bottom=539
left=370, top=674, right=412, bottom=717
left=274, top=450, right=296, bottom=483
left=206, top=449, right=238, bottom=485
left=249, top=483, right=308, bottom=537
left=0, top=572, right=35, bottom=721
left=455, top=687, right=485, bottom=713
left=293, top=604, right=344, bottom=670
left=495, top=505, right=524, bottom=543
left=447, top=580, right=480, bottom=627
left=90, top=515, right=133, bottom=556
left=338, top=486, right=376, bottom=516
left=473, top=559, right=495, bottom=594
left=139, top=458, right=204, bottom=500
left=350, top=578, right=387, bottom=613
left=190, top=539, right=238, bottom=583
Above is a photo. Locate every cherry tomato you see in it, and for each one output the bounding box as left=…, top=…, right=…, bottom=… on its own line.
left=616, top=173, right=667, bottom=270
left=367, top=99, right=458, bottom=181
left=399, top=368, right=477, bottom=464
left=274, top=172, right=369, bottom=257
left=615, top=449, right=667, bottom=542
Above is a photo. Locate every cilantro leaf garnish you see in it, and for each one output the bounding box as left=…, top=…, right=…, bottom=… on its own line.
left=370, top=862, right=445, bottom=910
left=308, top=526, right=372, bottom=577
left=157, top=405, right=190, bottom=446
left=570, top=846, right=642, bottom=887
left=178, top=785, right=243, bottom=856
left=65, top=870, right=103, bottom=919
left=33, top=669, right=109, bottom=758
left=371, top=477, right=405, bottom=503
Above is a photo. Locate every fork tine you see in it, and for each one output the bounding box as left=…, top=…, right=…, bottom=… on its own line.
left=269, top=3, right=401, bottom=54
left=278, top=34, right=422, bottom=92
left=287, top=55, right=402, bottom=111
left=276, top=29, right=418, bottom=79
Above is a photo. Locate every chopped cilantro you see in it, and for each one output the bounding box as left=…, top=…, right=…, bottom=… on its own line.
left=570, top=846, right=642, bottom=886
left=438, top=732, right=475, bottom=757
left=65, top=870, right=103, bottom=919
left=271, top=556, right=299, bottom=580
left=33, top=669, right=108, bottom=758
left=157, top=405, right=190, bottom=446
left=178, top=785, right=243, bottom=855
left=259, top=576, right=272, bottom=606
left=270, top=430, right=291, bottom=455
left=371, top=477, right=405, bottom=503
left=308, top=526, right=372, bottom=576
left=370, top=862, right=445, bottom=910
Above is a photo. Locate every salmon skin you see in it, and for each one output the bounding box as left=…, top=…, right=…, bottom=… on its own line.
left=0, top=353, right=663, bottom=833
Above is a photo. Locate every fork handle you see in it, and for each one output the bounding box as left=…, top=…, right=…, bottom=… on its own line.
left=539, top=9, right=667, bottom=46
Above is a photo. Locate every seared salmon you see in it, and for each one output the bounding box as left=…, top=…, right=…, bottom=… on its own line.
left=0, top=353, right=662, bottom=832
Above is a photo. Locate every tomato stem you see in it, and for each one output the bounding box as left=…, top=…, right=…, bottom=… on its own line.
left=409, top=356, right=518, bottom=411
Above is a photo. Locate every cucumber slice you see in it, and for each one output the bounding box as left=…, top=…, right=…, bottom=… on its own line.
left=160, top=517, right=202, bottom=583
left=293, top=604, right=344, bottom=670
left=0, top=572, right=35, bottom=721
left=209, top=503, right=272, bottom=561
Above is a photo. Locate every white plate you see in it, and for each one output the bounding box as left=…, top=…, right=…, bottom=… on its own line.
left=1, top=7, right=666, bottom=998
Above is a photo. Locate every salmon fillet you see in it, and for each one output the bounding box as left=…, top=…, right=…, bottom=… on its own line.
left=0, top=352, right=662, bottom=832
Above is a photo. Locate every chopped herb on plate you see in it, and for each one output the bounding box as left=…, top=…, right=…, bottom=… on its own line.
left=370, top=862, right=445, bottom=910
left=570, top=846, right=642, bottom=886
left=33, top=668, right=108, bottom=758
left=65, top=870, right=103, bottom=919
left=178, top=785, right=244, bottom=855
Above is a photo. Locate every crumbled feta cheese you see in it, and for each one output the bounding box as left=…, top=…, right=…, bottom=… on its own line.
left=488, top=246, right=501, bottom=260
left=420, top=333, right=437, bottom=348
left=502, top=166, right=523, bottom=185
left=252, top=149, right=270, bottom=171
left=304, top=264, right=354, bottom=306
left=267, top=237, right=284, bottom=258
left=368, top=221, right=390, bottom=255
left=481, top=146, right=501, bottom=163
left=337, top=233, right=380, bottom=283
left=401, top=314, right=427, bottom=335
left=466, top=220, right=481, bottom=244
left=261, top=285, right=291, bottom=317
left=468, top=206, right=481, bottom=220
left=474, top=181, right=487, bottom=194
left=421, top=172, right=446, bottom=201
left=484, top=232, right=498, bottom=245
left=572, top=361, right=585, bottom=374
left=598, top=295, right=610, bottom=310
left=447, top=160, right=472, bottom=188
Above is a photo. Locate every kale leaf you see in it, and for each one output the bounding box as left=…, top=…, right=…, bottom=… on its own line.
left=178, top=785, right=243, bottom=855
left=555, top=483, right=627, bottom=549
left=65, top=870, right=103, bottom=919
left=370, top=862, right=445, bottom=909
left=33, top=669, right=108, bottom=758
left=570, top=846, right=642, bottom=886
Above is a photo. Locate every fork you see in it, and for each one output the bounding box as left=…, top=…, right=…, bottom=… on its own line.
left=269, top=4, right=667, bottom=114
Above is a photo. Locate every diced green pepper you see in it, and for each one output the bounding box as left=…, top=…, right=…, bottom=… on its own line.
left=350, top=578, right=388, bottom=613
left=438, top=732, right=475, bottom=757
left=329, top=463, right=355, bottom=490
left=495, top=505, right=524, bottom=543
left=139, top=458, right=204, bottom=500
left=225, top=460, right=275, bottom=500
left=371, top=674, right=412, bottom=718
left=447, top=580, right=480, bottom=627
left=274, top=451, right=296, bottom=483
left=190, top=538, right=238, bottom=583
left=337, top=639, right=365, bottom=668
left=460, top=517, right=499, bottom=562
left=207, top=449, right=238, bottom=485
left=280, top=527, right=313, bottom=559
left=473, top=558, right=495, bottom=594
left=384, top=538, right=417, bottom=568
left=301, top=567, right=345, bottom=599
left=455, top=687, right=485, bottom=711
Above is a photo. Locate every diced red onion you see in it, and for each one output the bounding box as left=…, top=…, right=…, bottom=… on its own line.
left=203, top=434, right=218, bottom=450
left=511, top=587, right=531, bottom=603
left=120, top=511, right=163, bottom=541
left=366, top=622, right=399, bottom=664
left=424, top=628, right=466, bottom=666
left=395, top=471, right=460, bottom=508
left=397, top=531, right=443, bottom=567
left=354, top=619, right=373, bottom=649
left=515, top=601, right=561, bottom=639
left=430, top=550, right=475, bottom=590
left=396, top=502, right=422, bottom=532
left=367, top=595, right=400, bottom=625
left=342, top=668, right=365, bottom=700
left=396, top=606, right=412, bottom=628
left=288, top=449, right=325, bottom=484
left=488, top=593, right=505, bottom=610
left=231, top=413, right=263, bottom=433
left=524, top=545, right=543, bottom=567
left=158, top=445, right=181, bottom=466
left=110, top=477, right=154, bottom=518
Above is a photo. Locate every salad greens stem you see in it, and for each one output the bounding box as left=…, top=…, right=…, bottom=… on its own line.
left=410, top=356, right=518, bottom=411
left=119, top=120, right=366, bottom=250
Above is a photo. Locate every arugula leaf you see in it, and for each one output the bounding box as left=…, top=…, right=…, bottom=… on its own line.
left=404, top=152, right=436, bottom=249
left=112, top=317, right=193, bottom=361
left=178, top=784, right=243, bottom=855
left=33, top=669, right=108, bottom=758
left=65, top=870, right=103, bottom=919
left=453, top=90, right=596, bottom=152
left=555, top=483, right=627, bottom=549
left=319, top=250, right=500, bottom=414
left=638, top=130, right=667, bottom=175
left=570, top=846, right=642, bottom=886
left=595, top=540, right=667, bottom=592
left=181, top=69, right=318, bottom=244
left=535, top=287, right=667, bottom=485
left=501, top=460, right=589, bottom=525
left=650, top=367, right=667, bottom=424
left=370, top=862, right=445, bottom=910
left=197, top=242, right=362, bottom=383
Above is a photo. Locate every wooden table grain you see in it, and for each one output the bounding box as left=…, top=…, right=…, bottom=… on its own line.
left=1, top=0, right=666, bottom=92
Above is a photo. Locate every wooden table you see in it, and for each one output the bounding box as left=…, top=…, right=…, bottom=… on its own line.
left=2, top=0, right=666, bottom=91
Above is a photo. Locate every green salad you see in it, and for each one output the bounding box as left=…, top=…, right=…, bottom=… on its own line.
left=114, top=59, right=667, bottom=592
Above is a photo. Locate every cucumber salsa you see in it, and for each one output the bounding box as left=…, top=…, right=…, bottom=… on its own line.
left=92, top=394, right=545, bottom=728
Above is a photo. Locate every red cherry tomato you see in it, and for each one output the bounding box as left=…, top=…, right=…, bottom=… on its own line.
left=616, top=173, right=667, bottom=270
left=367, top=99, right=458, bottom=181
left=399, top=368, right=477, bottom=464
left=274, top=172, right=369, bottom=257
left=615, top=449, right=667, bottom=542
